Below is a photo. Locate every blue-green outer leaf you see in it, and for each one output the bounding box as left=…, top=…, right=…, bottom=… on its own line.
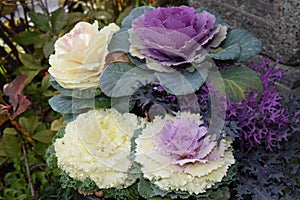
left=49, top=77, right=101, bottom=99
left=108, top=28, right=130, bottom=52
left=121, top=6, right=154, bottom=28
left=154, top=67, right=208, bottom=95
left=222, top=29, right=262, bottom=62
left=99, top=62, right=156, bottom=97
left=210, top=44, right=241, bottom=60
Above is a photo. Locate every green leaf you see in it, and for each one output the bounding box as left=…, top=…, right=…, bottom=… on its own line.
left=154, top=66, right=208, bottom=95
left=18, top=53, right=45, bottom=84
left=222, top=29, right=262, bottom=62
left=66, top=12, right=86, bottom=27
left=41, top=75, right=51, bottom=90
left=0, top=128, right=21, bottom=157
left=138, top=178, right=157, bottom=199
left=88, top=11, right=112, bottom=21
left=99, top=62, right=156, bottom=97
left=121, top=6, right=154, bottom=28
left=0, top=114, right=9, bottom=127
left=12, top=31, right=41, bottom=45
left=43, top=37, right=57, bottom=58
left=28, top=12, right=50, bottom=32
left=19, top=53, right=42, bottom=70
left=32, top=129, right=55, bottom=144
left=3, top=128, right=17, bottom=135
left=209, top=44, right=241, bottom=60
left=116, top=6, right=133, bottom=25
left=211, top=66, right=263, bottom=102
left=33, top=34, right=51, bottom=48
left=19, top=116, right=40, bottom=134
left=18, top=68, right=40, bottom=85
left=50, top=8, right=68, bottom=34
left=95, top=97, right=111, bottom=109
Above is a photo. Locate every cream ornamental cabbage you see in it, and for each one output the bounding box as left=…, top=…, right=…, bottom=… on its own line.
left=48, top=21, right=119, bottom=90
left=54, top=109, right=145, bottom=188
left=135, top=112, right=235, bottom=194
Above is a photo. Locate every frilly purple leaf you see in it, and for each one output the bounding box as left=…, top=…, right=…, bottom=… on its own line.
left=130, top=6, right=227, bottom=67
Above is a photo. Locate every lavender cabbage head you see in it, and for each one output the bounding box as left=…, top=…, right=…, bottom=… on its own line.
left=130, top=6, right=227, bottom=71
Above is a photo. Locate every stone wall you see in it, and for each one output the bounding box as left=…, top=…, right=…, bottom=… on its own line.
left=189, top=0, right=300, bottom=66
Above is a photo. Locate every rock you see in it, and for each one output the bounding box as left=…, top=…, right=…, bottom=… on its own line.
left=189, top=0, right=300, bottom=66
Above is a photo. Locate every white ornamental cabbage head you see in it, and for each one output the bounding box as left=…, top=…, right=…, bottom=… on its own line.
left=49, top=21, right=119, bottom=90
left=54, top=109, right=145, bottom=188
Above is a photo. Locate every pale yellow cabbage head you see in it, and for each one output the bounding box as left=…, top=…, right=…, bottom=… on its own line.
left=54, top=109, right=144, bottom=188
left=49, top=21, right=119, bottom=89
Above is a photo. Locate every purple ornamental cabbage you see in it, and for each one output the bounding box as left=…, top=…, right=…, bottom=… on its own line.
left=130, top=6, right=227, bottom=71
left=226, top=59, right=290, bottom=149
left=154, top=116, right=226, bottom=166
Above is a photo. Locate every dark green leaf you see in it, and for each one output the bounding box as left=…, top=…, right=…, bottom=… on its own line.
left=43, top=37, right=57, bottom=58
left=66, top=12, right=86, bottom=27
left=222, top=29, right=262, bottom=62
left=19, top=53, right=42, bottom=70
left=18, top=67, right=41, bottom=85
left=32, top=130, right=55, bottom=144
left=12, top=31, right=41, bottom=45
left=211, top=66, right=263, bottom=101
left=0, top=128, right=21, bottom=157
left=154, top=66, right=208, bottom=95
left=18, top=53, right=45, bottom=84
left=138, top=178, right=157, bottom=199
left=50, top=8, right=68, bottom=34
left=95, top=97, right=111, bottom=109
left=99, top=62, right=156, bottom=97
left=121, top=6, right=154, bottom=28
left=33, top=33, right=51, bottom=49
left=41, top=75, right=51, bottom=90
left=88, top=11, right=112, bottom=21
left=28, top=12, right=50, bottom=32
left=116, top=6, right=133, bottom=25
left=18, top=116, right=39, bottom=134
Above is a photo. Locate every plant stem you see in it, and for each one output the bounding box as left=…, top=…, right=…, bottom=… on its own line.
left=0, top=157, right=9, bottom=168
left=17, top=132, right=35, bottom=197
left=30, top=163, right=48, bottom=172
left=10, top=117, right=35, bottom=145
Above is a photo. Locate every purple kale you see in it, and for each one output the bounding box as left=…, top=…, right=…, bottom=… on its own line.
left=227, top=59, right=290, bottom=149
